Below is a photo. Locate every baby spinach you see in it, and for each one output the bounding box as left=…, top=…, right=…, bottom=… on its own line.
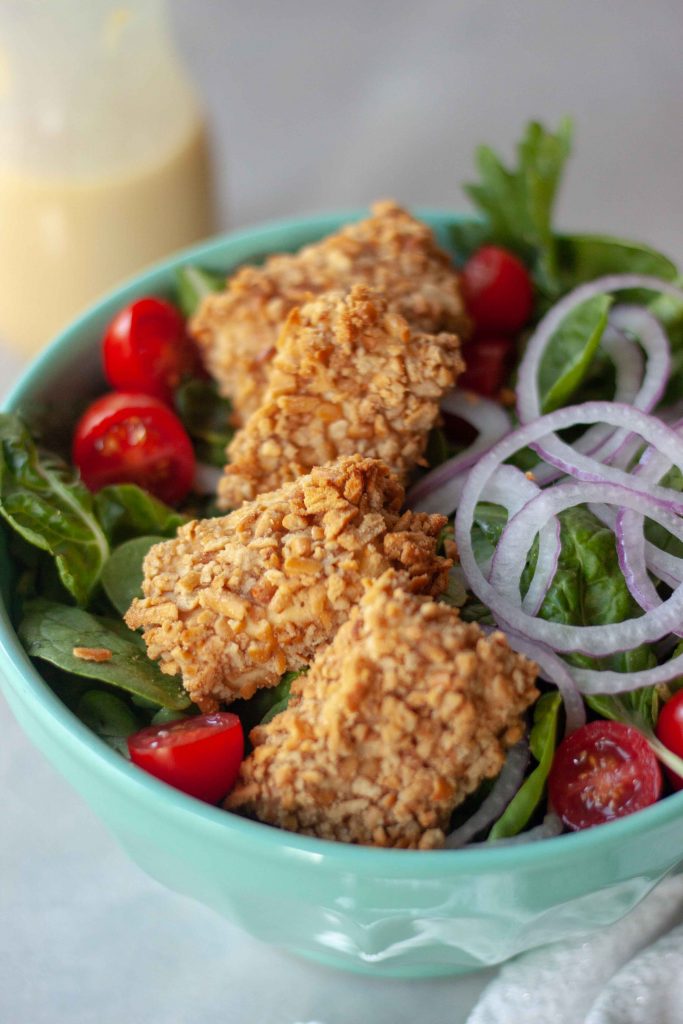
left=19, top=600, right=191, bottom=710
left=101, top=535, right=164, bottom=616
left=76, top=690, right=143, bottom=755
left=555, top=234, right=678, bottom=294
left=0, top=414, right=109, bottom=606
left=538, top=294, right=612, bottom=413
left=489, top=692, right=561, bottom=840
left=175, top=265, right=224, bottom=319
left=94, top=484, right=186, bottom=546
left=174, top=379, right=234, bottom=467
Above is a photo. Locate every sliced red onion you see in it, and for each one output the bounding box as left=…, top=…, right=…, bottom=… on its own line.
left=483, top=467, right=561, bottom=614
left=468, top=464, right=561, bottom=611
left=407, top=391, right=511, bottom=514
left=591, top=503, right=683, bottom=589
left=530, top=324, right=643, bottom=485
left=444, top=739, right=529, bottom=849
left=615, top=419, right=683, bottom=613
left=502, top=632, right=586, bottom=734
left=517, top=274, right=683, bottom=426
left=518, top=278, right=678, bottom=484
left=457, top=468, right=683, bottom=657
left=572, top=650, right=683, bottom=694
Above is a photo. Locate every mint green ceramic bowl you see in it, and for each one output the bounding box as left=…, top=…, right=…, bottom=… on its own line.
left=2, top=210, right=683, bottom=979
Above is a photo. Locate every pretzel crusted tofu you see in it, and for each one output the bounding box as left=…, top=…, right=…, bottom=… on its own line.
left=227, top=572, right=539, bottom=849
left=125, top=457, right=450, bottom=710
left=218, top=285, right=464, bottom=509
left=191, top=201, right=470, bottom=423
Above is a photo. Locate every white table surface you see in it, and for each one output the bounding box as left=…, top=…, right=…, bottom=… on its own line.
left=2, top=3, right=683, bottom=1021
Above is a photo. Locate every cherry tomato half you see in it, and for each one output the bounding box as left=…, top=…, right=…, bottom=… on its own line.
left=128, top=712, right=244, bottom=804
left=462, top=245, right=533, bottom=334
left=103, top=297, right=200, bottom=404
left=548, top=720, right=662, bottom=831
left=72, top=392, right=195, bottom=505
left=655, top=690, right=683, bottom=790
left=458, top=336, right=515, bottom=397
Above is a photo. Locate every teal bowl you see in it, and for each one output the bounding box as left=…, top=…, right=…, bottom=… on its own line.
left=2, top=210, right=683, bottom=979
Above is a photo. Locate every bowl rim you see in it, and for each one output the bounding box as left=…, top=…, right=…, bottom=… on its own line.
left=2, top=205, right=683, bottom=874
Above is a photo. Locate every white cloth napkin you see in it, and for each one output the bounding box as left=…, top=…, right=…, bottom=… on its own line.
left=466, top=875, right=683, bottom=1024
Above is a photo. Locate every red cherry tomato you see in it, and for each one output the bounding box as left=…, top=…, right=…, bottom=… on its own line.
left=72, top=392, right=195, bottom=505
left=462, top=245, right=534, bottom=334
left=128, top=712, right=244, bottom=804
left=459, top=336, right=515, bottom=397
left=103, top=297, right=199, bottom=404
left=548, top=720, right=662, bottom=831
left=655, top=690, right=683, bottom=790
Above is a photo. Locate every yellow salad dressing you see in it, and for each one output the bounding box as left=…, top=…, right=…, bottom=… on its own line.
left=0, top=1, right=217, bottom=354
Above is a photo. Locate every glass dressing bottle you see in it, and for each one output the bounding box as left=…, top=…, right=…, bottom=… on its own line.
left=0, top=0, right=216, bottom=355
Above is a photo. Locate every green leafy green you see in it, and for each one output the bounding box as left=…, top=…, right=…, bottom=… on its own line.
left=19, top=600, right=191, bottom=710
left=0, top=414, right=110, bottom=606
left=94, top=484, right=186, bottom=546
left=76, top=690, right=143, bottom=755
left=489, top=692, right=562, bottom=840
left=174, top=378, right=234, bottom=466
left=449, top=120, right=678, bottom=321
left=556, top=234, right=678, bottom=294
left=101, top=535, right=163, bottom=616
left=175, top=265, right=225, bottom=319
left=539, top=294, right=612, bottom=412
left=450, top=119, right=573, bottom=296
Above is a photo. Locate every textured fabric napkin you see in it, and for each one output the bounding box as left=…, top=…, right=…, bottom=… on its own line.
left=466, top=875, right=683, bottom=1024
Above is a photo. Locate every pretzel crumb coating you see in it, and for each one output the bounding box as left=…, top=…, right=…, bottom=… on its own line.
left=227, top=571, right=539, bottom=849
left=218, top=284, right=464, bottom=509
left=124, top=457, right=450, bottom=710
left=191, top=201, right=470, bottom=423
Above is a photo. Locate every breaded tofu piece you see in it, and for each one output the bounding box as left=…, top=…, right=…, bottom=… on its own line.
left=125, top=456, right=450, bottom=710
left=226, top=571, right=538, bottom=849
left=191, top=200, right=470, bottom=423
left=218, top=284, right=464, bottom=509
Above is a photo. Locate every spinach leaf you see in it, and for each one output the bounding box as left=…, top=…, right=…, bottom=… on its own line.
left=76, top=690, right=143, bottom=755
left=538, top=505, right=656, bottom=707
left=19, top=600, right=191, bottom=710
left=101, top=535, right=163, bottom=616
left=556, top=234, right=678, bottom=295
left=174, top=378, right=234, bottom=467
left=0, top=414, right=110, bottom=606
left=94, top=484, right=186, bottom=545
left=450, top=118, right=573, bottom=296
left=489, top=692, right=561, bottom=840
left=175, top=265, right=224, bottom=319
left=539, top=294, right=612, bottom=412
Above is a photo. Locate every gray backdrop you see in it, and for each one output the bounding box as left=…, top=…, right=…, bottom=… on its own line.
left=1, top=3, right=682, bottom=1022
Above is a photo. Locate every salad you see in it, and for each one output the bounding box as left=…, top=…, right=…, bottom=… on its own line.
left=5, top=118, right=683, bottom=849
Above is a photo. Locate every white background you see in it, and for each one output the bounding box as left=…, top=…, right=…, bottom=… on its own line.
left=1, top=2, right=683, bottom=1021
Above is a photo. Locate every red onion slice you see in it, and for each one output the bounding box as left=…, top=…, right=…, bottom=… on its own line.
left=407, top=391, right=511, bottom=514
left=518, top=277, right=679, bottom=485
left=518, top=274, right=683, bottom=426
left=502, top=631, right=586, bottom=734
left=472, top=480, right=683, bottom=656
left=444, top=739, right=530, bottom=849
